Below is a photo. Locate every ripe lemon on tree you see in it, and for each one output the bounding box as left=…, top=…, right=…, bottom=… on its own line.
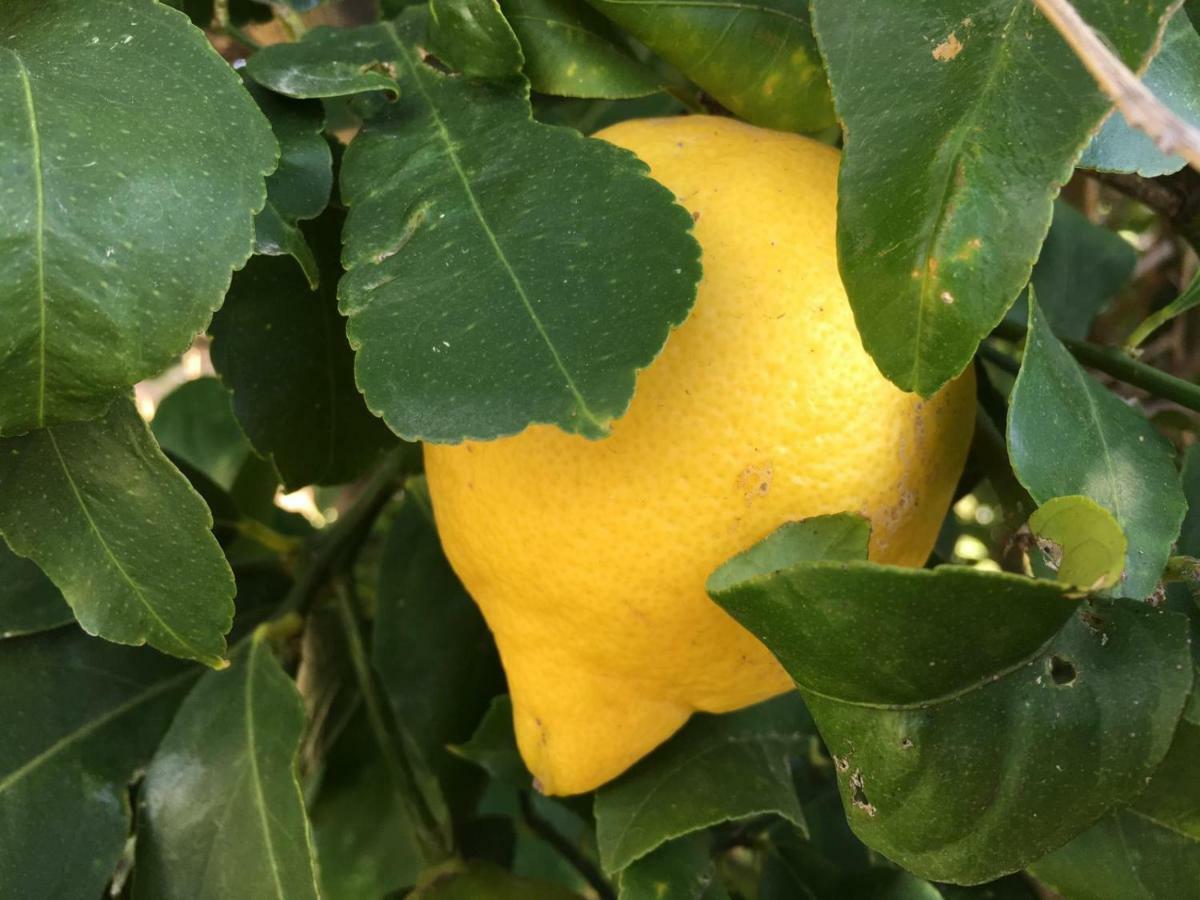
left=425, top=115, right=975, bottom=796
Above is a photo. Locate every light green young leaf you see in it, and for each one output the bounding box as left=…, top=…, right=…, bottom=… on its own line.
left=0, top=539, right=71, bottom=638
left=1008, top=293, right=1186, bottom=599
left=587, top=0, right=832, bottom=132
left=0, top=399, right=236, bottom=666
left=0, top=0, right=276, bottom=435
left=209, top=212, right=398, bottom=491
left=810, top=0, right=1174, bottom=396
left=428, top=0, right=525, bottom=78
left=1081, top=11, right=1200, bottom=178
left=713, top=522, right=1191, bottom=884
left=502, top=0, right=661, bottom=99
left=1028, top=495, right=1128, bottom=592
left=1126, top=267, right=1200, bottom=351
left=0, top=628, right=195, bottom=900
left=594, top=693, right=810, bottom=874
left=134, top=631, right=321, bottom=900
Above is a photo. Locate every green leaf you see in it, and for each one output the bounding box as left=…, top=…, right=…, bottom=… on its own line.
left=617, top=834, right=719, bottom=900
left=0, top=539, right=70, bottom=638
left=134, top=631, right=321, bottom=900
left=0, top=0, right=276, bottom=435
left=533, top=91, right=684, bottom=134
left=0, top=628, right=195, bottom=900
left=248, top=24, right=405, bottom=99
left=714, top=527, right=1191, bottom=882
left=1030, top=809, right=1200, bottom=899
left=1004, top=200, right=1136, bottom=342
left=0, top=399, right=236, bottom=666
left=1008, top=293, right=1186, bottom=599
left=1027, top=495, right=1128, bottom=592
left=810, top=0, right=1174, bottom=396
left=594, top=693, right=810, bottom=874
left=411, top=860, right=584, bottom=899
left=451, top=694, right=534, bottom=788
left=587, top=0, right=833, bottom=132
left=707, top=514, right=871, bottom=596
left=372, top=480, right=505, bottom=811
left=247, top=80, right=333, bottom=287
left=428, top=0, right=525, bottom=78
left=1081, top=11, right=1200, bottom=178
left=209, top=213, right=398, bottom=490
left=331, top=18, right=700, bottom=441
left=151, top=377, right=253, bottom=491
left=502, top=0, right=661, bottom=99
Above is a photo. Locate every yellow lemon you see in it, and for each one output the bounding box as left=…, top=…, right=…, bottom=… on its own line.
left=425, top=115, right=975, bottom=796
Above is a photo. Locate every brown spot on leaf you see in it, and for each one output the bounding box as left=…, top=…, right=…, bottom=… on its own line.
left=933, top=32, right=964, bottom=62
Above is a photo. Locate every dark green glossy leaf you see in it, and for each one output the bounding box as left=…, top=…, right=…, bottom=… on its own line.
left=1081, top=11, right=1200, bottom=178
left=246, top=25, right=402, bottom=99
left=1004, top=200, right=1136, bottom=341
left=617, top=834, right=718, bottom=900
left=209, top=213, right=397, bottom=490
left=1027, top=495, right=1127, bottom=592
left=588, top=0, right=832, bottom=132
left=1008, top=294, right=1186, bottom=599
left=810, top=0, right=1174, bottom=396
left=0, top=539, right=70, bottom=638
left=152, top=377, right=252, bottom=491
left=1030, top=809, right=1200, bottom=899
left=373, top=480, right=504, bottom=811
left=134, top=631, right=321, bottom=900
left=0, top=399, right=235, bottom=665
left=343, top=19, right=698, bottom=440
left=428, top=0, right=524, bottom=78
left=411, top=860, right=583, bottom=899
left=594, top=693, right=809, bottom=874
left=0, top=0, right=276, bottom=435
left=532, top=92, right=684, bottom=134
left=713, top=516, right=1192, bottom=883
left=502, top=0, right=660, bottom=98
left=451, top=694, right=533, bottom=789
left=0, top=628, right=194, bottom=900
left=247, top=81, right=333, bottom=286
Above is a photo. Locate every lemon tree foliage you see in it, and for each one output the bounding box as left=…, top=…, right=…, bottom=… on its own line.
left=0, top=0, right=276, bottom=435
left=133, top=631, right=321, bottom=900
left=810, top=0, right=1175, bottom=397
left=5, top=1, right=1200, bottom=897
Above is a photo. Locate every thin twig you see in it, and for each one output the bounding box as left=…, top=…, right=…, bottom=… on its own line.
left=1033, top=0, right=1200, bottom=172
left=990, top=318, right=1200, bottom=414
left=518, top=792, right=616, bottom=900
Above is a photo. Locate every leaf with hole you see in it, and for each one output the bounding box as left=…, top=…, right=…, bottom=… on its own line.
left=0, top=398, right=236, bottom=666
left=0, top=628, right=195, bottom=900
left=0, top=0, right=276, bottom=435
left=1027, top=495, right=1128, bottom=591
left=810, top=0, right=1175, bottom=396
left=133, top=631, right=321, bottom=900
left=1008, top=292, right=1186, bottom=599
left=711, top=515, right=1192, bottom=883
left=587, top=0, right=832, bottom=132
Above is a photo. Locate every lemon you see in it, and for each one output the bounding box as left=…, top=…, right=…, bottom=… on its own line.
left=425, top=115, right=975, bottom=796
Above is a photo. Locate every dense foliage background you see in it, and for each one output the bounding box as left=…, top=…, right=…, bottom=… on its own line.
left=2, top=0, right=1200, bottom=897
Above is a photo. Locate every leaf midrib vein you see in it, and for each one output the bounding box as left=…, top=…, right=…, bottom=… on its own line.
left=245, top=638, right=289, bottom=900
left=383, top=22, right=604, bottom=431
left=46, top=426, right=201, bottom=658
left=13, top=53, right=47, bottom=425
left=0, top=668, right=196, bottom=797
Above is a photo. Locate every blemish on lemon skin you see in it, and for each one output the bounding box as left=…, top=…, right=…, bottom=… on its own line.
left=763, top=73, right=781, bottom=96
left=736, top=461, right=774, bottom=504
left=933, top=32, right=964, bottom=62
left=940, top=290, right=955, bottom=304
